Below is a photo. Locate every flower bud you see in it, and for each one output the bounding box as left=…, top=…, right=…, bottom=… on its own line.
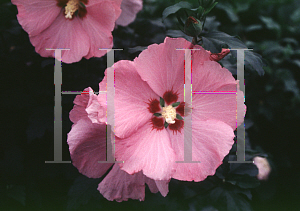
left=253, top=156, right=271, bottom=181
left=184, top=16, right=202, bottom=37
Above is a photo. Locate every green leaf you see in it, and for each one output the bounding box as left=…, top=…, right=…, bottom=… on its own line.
left=67, top=176, right=101, bottom=211
left=197, top=6, right=204, bottom=18
left=128, top=46, right=147, bottom=54
left=291, top=8, right=300, bottom=22
left=227, top=174, right=260, bottom=189
left=79, top=2, right=86, bottom=8
left=209, top=186, right=252, bottom=211
left=153, top=113, right=162, bottom=117
left=7, top=185, right=26, bottom=206
left=203, top=2, right=218, bottom=15
left=176, top=114, right=184, bottom=120
left=172, top=102, right=180, bottom=107
left=202, top=31, right=266, bottom=75
left=166, top=29, right=193, bottom=42
left=164, top=122, right=169, bottom=128
left=260, top=16, right=281, bottom=31
left=216, top=2, right=239, bottom=23
left=160, top=97, right=165, bottom=107
left=162, top=1, right=193, bottom=21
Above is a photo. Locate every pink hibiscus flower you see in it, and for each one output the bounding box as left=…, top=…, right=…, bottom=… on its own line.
left=98, top=37, right=245, bottom=182
left=116, top=0, right=143, bottom=26
left=68, top=87, right=169, bottom=201
left=12, top=0, right=122, bottom=63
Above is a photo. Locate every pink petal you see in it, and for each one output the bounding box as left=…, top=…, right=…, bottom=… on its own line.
left=98, top=165, right=169, bottom=202
left=154, top=180, right=169, bottom=197
left=192, top=61, right=245, bottom=129
left=134, top=37, right=211, bottom=100
left=12, top=0, right=61, bottom=36
left=98, top=60, right=159, bottom=138
left=116, top=0, right=143, bottom=26
left=29, top=10, right=90, bottom=64
left=144, top=178, right=159, bottom=193
left=98, top=165, right=147, bottom=202
left=169, top=120, right=234, bottom=181
left=115, top=122, right=176, bottom=180
left=67, top=118, right=112, bottom=178
left=70, top=87, right=103, bottom=124
left=83, top=1, right=122, bottom=59
left=144, top=178, right=169, bottom=197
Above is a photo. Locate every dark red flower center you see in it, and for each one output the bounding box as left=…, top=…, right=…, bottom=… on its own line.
left=148, top=90, right=184, bottom=133
left=56, top=0, right=88, bottom=19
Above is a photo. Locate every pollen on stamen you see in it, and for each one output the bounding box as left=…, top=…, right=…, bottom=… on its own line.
left=65, top=0, right=79, bottom=19
left=56, top=0, right=88, bottom=19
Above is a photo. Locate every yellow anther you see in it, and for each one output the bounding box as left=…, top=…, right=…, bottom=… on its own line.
left=161, top=105, right=176, bottom=124
left=65, top=0, right=79, bottom=19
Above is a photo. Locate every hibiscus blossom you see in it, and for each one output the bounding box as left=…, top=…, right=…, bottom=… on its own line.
left=116, top=0, right=143, bottom=26
left=12, top=0, right=122, bottom=63
left=68, top=87, right=169, bottom=201
left=98, top=37, right=245, bottom=182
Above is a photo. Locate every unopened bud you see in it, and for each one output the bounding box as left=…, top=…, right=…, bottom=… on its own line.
left=253, top=156, right=271, bottom=181
left=184, top=16, right=202, bottom=38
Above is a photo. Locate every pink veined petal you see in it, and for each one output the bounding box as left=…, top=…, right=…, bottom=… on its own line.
left=154, top=180, right=169, bottom=197
left=144, top=177, right=159, bottom=193
left=115, top=122, right=176, bottom=181
left=69, top=87, right=103, bottom=124
left=169, top=119, right=234, bottom=181
left=29, top=10, right=90, bottom=64
left=67, top=118, right=112, bottom=178
left=69, top=89, right=90, bottom=124
left=144, top=178, right=169, bottom=197
left=12, top=0, right=61, bottom=36
left=134, top=37, right=210, bottom=101
left=192, top=61, right=245, bottom=129
left=98, top=164, right=147, bottom=202
left=87, top=0, right=122, bottom=9
left=98, top=60, right=158, bottom=139
left=85, top=89, right=104, bottom=124
left=83, top=1, right=122, bottom=59
left=116, top=0, right=143, bottom=26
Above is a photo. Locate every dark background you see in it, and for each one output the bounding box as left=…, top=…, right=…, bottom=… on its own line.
left=1, top=0, right=300, bottom=210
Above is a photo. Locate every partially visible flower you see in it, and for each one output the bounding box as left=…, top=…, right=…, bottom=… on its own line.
left=253, top=156, right=271, bottom=181
left=116, top=0, right=143, bottom=26
left=98, top=37, right=246, bottom=182
left=67, top=88, right=169, bottom=201
left=12, top=0, right=122, bottom=63
left=209, top=48, right=231, bottom=62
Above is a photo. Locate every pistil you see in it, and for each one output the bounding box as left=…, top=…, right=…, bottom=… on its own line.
left=161, top=105, right=176, bottom=124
